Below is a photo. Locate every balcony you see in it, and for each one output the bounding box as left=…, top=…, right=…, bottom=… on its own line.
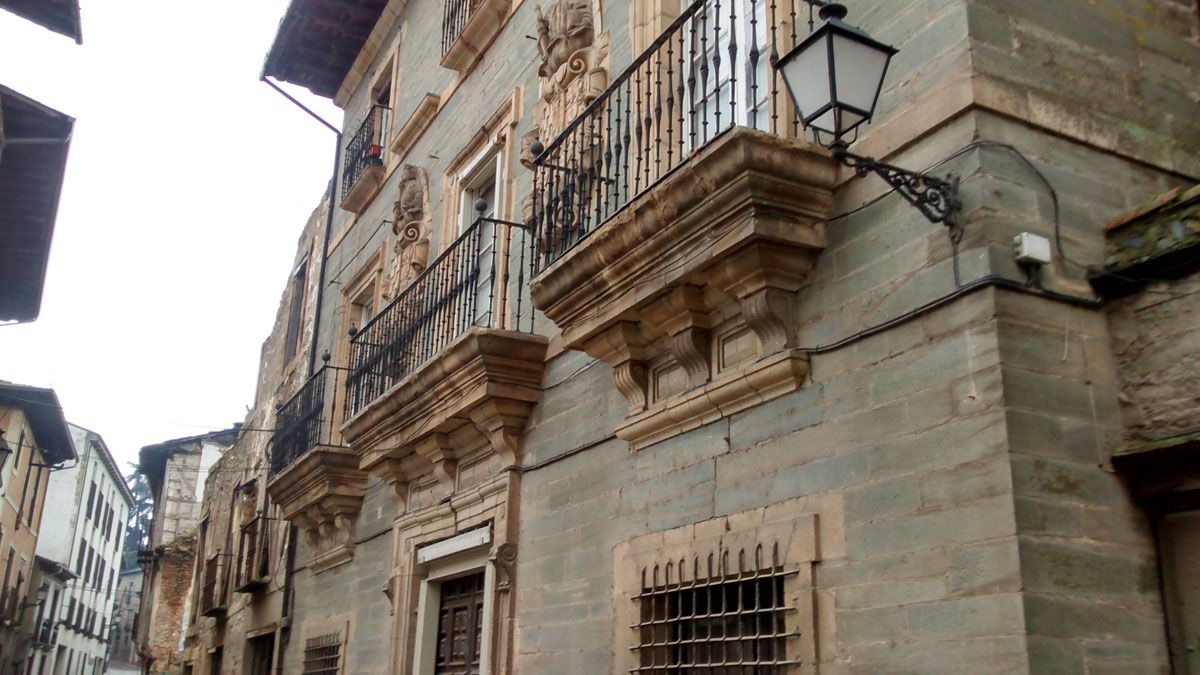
left=267, top=364, right=367, bottom=574
left=528, top=0, right=836, bottom=449
left=342, top=217, right=548, bottom=503
left=340, top=106, right=389, bottom=213
left=199, top=554, right=227, bottom=618
left=440, top=0, right=510, bottom=72
left=234, top=515, right=271, bottom=593
left=32, top=618, right=55, bottom=650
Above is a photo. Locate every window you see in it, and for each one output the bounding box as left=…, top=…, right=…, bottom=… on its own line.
left=14, top=429, right=25, bottom=471
left=434, top=573, right=485, bottom=675
left=283, top=262, right=308, bottom=365
left=302, top=633, right=343, bottom=675
left=209, top=646, right=223, bottom=675
left=632, top=562, right=794, bottom=672
left=685, top=0, right=771, bottom=146
left=86, top=483, right=96, bottom=520
left=615, top=510, right=820, bottom=674
left=247, top=633, right=275, bottom=675
left=456, top=150, right=503, bottom=327
left=371, top=64, right=394, bottom=155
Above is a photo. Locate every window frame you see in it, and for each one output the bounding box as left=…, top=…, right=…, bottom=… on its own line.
left=412, top=542, right=495, bottom=675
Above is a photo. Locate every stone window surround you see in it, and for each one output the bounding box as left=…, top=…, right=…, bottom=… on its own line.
left=613, top=503, right=822, bottom=673
left=384, top=474, right=517, bottom=675
left=333, top=243, right=386, bottom=378
left=438, top=92, right=521, bottom=257
left=411, top=538, right=496, bottom=674
left=299, top=613, right=353, bottom=675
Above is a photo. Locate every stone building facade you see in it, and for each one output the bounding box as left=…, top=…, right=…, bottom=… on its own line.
left=160, top=0, right=1200, bottom=673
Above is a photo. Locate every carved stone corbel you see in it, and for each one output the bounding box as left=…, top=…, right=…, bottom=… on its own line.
left=642, top=286, right=712, bottom=389
left=414, top=434, right=457, bottom=490
left=469, top=399, right=537, bottom=467
left=710, top=243, right=816, bottom=356
left=489, top=543, right=517, bottom=592
left=369, top=453, right=430, bottom=510
left=582, top=321, right=650, bottom=413
left=382, top=574, right=398, bottom=615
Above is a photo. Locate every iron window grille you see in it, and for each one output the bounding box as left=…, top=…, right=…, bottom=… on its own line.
left=530, top=0, right=828, bottom=274
left=631, top=544, right=801, bottom=673
left=340, top=106, right=389, bottom=202
left=303, top=632, right=344, bottom=675
left=346, top=216, right=535, bottom=419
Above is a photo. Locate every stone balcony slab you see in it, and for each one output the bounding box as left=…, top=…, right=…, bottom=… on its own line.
left=342, top=328, right=548, bottom=506
left=265, top=445, right=368, bottom=574
left=530, top=127, right=836, bottom=449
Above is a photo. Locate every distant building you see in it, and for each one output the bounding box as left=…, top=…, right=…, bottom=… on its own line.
left=0, top=383, right=75, bottom=674
left=134, top=430, right=236, bottom=674
left=108, top=568, right=142, bottom=669
left=26, top=424, right=134, bottom=675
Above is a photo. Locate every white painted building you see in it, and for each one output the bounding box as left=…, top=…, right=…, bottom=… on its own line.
left=29, top=424, right=133, bottom=675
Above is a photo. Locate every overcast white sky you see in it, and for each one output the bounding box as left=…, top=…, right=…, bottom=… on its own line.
left=0, top=1, right=343, bottom=472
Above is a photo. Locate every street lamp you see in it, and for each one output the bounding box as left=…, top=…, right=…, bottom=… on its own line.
left=776, top=3, right=961, bottom=241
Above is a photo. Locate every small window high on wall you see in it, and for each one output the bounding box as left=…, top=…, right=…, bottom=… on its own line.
left=283, top=261, right=308, bottom=365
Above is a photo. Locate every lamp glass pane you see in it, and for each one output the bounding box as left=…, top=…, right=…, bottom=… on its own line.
left=831, top=32, right=890, bottom=118
left=835, top=109, right=865, bottom=134
left=779, top=33, right=831, bottom=126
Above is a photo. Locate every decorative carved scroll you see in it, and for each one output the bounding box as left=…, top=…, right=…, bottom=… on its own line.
left=521, top=0, right=610, bottom=175
left=388, top=165, right=433, bottom=300
left=489, top=542, right=517, bottom=591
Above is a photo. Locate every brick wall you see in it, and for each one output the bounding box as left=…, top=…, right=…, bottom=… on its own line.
left=144, top=539, right=196, bottom=674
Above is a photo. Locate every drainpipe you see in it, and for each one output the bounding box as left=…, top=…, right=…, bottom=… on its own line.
left=260, top=76, right=342, bottom=675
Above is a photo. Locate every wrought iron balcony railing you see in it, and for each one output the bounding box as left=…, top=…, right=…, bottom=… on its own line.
left=270, top=365, right=350, bottom=478
left=530, top=0, right=827, bottom=273
left=442, top=0, right=478, bottom=56
left=347, top=217, right=534, bottom=418
left=340, top=105, right=388, bottom=202
left=235, top=515, right=271, bottom=592
left=200, top=553, right=227, bottom=618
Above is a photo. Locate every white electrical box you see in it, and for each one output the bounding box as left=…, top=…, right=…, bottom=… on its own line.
left=1013, top=232, right=1052, bottom=266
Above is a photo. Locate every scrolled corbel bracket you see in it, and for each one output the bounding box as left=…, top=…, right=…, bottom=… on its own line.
left=582, top=321, right=651, bottom=414
left=489, top=543, right=517, bottom=592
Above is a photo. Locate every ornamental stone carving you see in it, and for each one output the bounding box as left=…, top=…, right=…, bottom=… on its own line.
left=535, top=0, right=594, bottom=77
left=521, top=0, right=609, bottom=174
left=388, top=165, right=432, bottom=300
